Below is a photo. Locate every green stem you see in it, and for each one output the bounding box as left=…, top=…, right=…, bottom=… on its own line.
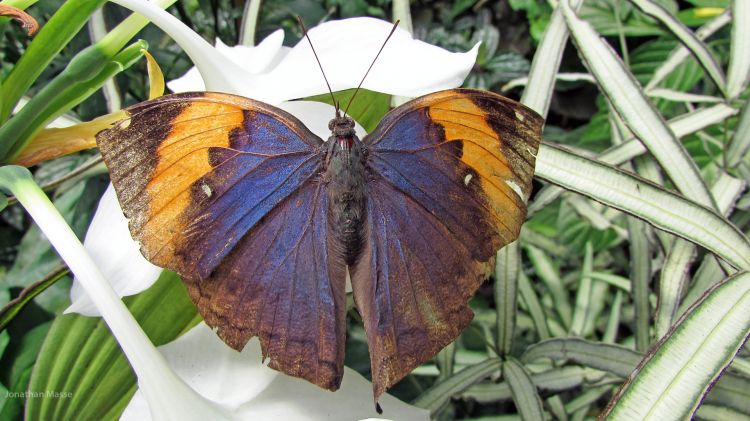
left=391, top=0, right=413, bottom=35
left=391, top=0, right=412, bottom=107
left=239, top=0, right=261, bottom=46
left=614, top=0, right=630, bottom=68
left=0, top=0, right=107, bottom=123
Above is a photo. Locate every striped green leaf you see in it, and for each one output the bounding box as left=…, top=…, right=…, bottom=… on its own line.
left=560, top=0, right=715, bottom=208
left=412, top=358, right=502, bottom=415
left=629, top=0, right=726, bottom=95
left=727, top=0, right=750, bottom=98
left=503, top=358, right=545, bottom=420
left=521, top=0, right=584, bottom=116
left=535, top=142, right=750, bottom=270
left=603, top=272, right=750, bottom=419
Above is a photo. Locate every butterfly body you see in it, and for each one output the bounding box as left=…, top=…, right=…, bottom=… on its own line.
left=97, top=88, right=543, bottom=402
left=325, top=115, right=367, bottom=264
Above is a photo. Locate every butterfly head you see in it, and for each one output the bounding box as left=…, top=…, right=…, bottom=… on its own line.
left=328, top=115, right=355, bottom=137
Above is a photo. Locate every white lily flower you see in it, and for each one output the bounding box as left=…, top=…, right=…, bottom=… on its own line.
left=121, top=323, right=429, bottom=421
left=110, top=0, right=478, bottom=103
left=166, top=32, right=290, bottom=93
left=66, top=184, right=162, bottom=316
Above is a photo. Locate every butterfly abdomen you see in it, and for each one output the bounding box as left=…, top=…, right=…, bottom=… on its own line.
left=325, top=133, right=367, bottom=265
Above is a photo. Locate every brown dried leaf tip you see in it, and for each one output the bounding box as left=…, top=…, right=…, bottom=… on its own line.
left=0, top=5, right=39, bottom=36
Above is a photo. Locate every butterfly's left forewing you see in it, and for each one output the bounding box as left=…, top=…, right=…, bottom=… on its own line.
left=353, top=89, right=543, bottom=398
left=97, top=92, right=348, bottom=390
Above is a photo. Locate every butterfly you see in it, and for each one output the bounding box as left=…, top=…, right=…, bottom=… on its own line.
left=96, top=87, right=542, bottom=402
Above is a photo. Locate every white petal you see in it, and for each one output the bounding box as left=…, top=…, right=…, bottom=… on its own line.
left=121, top=323, right=429, bottom=421
left=253, top=17, right=479, bottom=103
left=110, top=0, right=261, bottom=95
left=66, top=185, right=162, bottom=317
left=214, top=30, right=286, bottom=74
left=277, top=101, right=366, bottom=140
left=112, top=3, right=475, bottom=103
left=236, top=367, right=429, bottom=420
left=121, top=322, right=278, bottom=421
left=167, top=66, right=206, bottom=93
left=168, top=31, right=288, bottom=94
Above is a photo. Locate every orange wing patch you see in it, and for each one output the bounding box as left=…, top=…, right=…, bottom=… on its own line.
left=427, top=92, right=536, bottom=244
left=140, top=96, right=244, bottom=264
left=97, top=93, right=247, bottom=268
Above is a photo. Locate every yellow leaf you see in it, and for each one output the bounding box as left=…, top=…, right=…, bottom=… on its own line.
left=143, top=49, right=165, bottom=99
left=13, top=111, right=126, bottom=167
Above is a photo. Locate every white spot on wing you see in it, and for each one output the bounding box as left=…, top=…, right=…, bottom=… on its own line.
left=464, top=173, right=473, bottom=186
left=201, top=182, right=212, bottom=198
left=506, top=179, right=525, bottom=201
left=515, top=111, right=525, bottom=121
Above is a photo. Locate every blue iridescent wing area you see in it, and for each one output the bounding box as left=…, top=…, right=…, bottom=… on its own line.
left=352, top=89, right=543, bottom=398
left=97, top=92, right=348, bottom=390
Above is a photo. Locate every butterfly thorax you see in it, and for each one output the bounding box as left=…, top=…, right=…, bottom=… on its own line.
left=325, top=116, right=366, bottom=265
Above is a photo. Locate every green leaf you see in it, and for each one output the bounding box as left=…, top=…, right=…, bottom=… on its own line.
left=518, top=272, right=551, bottom=341
left=602, top=271, right=750, bottom=419
left=629, top=0, right=726, bottom=96
left=557, top=200, right=620, bottom=253
left=4, top=174, right=106, bottom=314
left=25, top=271, right=201, bottom=420
left=1, top=41, right=147, bottom=162
left=533, top=102, right=738, bottom=215
left=570, top=242, right=594, bottom=336
left=726, top=86, right=750, bottom=168
left=683, top=0, right=728, bottom=6
left=503, top=357, right=545, bottom=420
left=495, top=242, right=520, bottom=355
left=535, top=142, right=750, bottom=270
left=412, top=358, right=502, bottom=415
left=525, top=244, right=572, bottom=328
left=696, top=405, right=750, bottom=421
left=521, top=0, right=584, bottom=116
left=0, top=321, right=51, bottom=420
left=0, top=0, right=107, bottom=123
left=561, top=0, right=716, bottom=209
left=0, top=264, right=68, bottom=332
left=462, top=366, right=599, bottom=403
left=522, top=337, right=641, bottom=377
left=727, top=0, right=750, bottom=98
left=655, top=239, right=695, bottom=337
left=631, top=38, right=706, bottom=114
left=305, top=88, right=391, bottom=133
left=705, top=374, right=750, bottom=414
left=579, top=0, right=676, bottom=37
left=646, top=11, right=730, bottom=92
left=627, top=218, right=652, bottom=352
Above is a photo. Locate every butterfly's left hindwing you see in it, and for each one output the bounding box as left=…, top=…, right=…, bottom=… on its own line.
left=353, top=89, right=543, bottom=398
left=97, top=92, right=348, bottom=390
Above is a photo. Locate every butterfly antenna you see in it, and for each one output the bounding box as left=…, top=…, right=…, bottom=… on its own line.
left=343, top=20, right=400, bottom=116
left=297, top=16, right=339, bottom=115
